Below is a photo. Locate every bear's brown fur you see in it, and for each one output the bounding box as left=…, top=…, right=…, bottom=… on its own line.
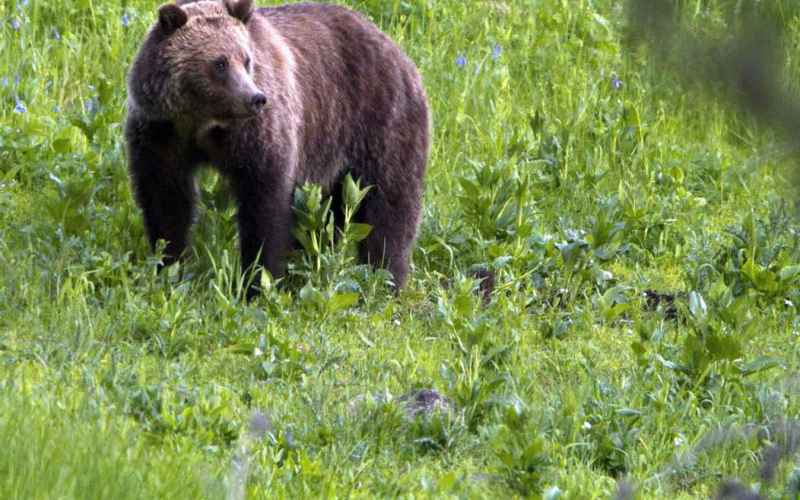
left=125, top=0, right=430, bottom=296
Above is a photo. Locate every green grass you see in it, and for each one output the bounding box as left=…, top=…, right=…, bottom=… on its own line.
left=2, top=0, right=800, bottom=498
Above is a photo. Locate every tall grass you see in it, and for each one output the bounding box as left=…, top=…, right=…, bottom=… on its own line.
left=1, top=0, right=800, bottom=497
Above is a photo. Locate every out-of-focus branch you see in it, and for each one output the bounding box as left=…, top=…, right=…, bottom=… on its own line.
left=627, top=0, right=800, bottom=147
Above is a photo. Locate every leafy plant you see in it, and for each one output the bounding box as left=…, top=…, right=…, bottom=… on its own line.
left=288, top=174, right=379, bottom=314
left=489, top=411, right=551, bottom=495
left=456, top=159, right=534, bottom=242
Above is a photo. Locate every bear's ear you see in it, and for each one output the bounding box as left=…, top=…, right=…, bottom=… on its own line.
left=225, top=0, right=254, bottom=23
left=158, top=4, right=188, bottom=35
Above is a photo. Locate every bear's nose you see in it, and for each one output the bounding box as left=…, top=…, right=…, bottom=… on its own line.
left=250, top=93, right=267, bottom=110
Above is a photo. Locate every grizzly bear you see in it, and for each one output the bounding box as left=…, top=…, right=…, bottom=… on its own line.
left=125, top=0, right=430, bottom=296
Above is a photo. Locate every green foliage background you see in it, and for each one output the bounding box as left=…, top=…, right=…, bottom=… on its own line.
left=2, top=0, right=800, bottom=497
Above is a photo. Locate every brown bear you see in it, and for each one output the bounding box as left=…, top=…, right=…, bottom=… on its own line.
left=125, top=0, right=430, bottom=296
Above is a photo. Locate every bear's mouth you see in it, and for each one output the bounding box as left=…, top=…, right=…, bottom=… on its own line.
left=216, top=109, right=262, bottom=121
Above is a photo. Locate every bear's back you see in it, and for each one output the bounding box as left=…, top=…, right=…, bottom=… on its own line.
left=251, top=2, right=428, bottom=187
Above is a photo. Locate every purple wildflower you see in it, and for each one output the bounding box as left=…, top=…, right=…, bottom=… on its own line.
left=11, top=18, right=21, bottom=31
left=456, top=54, right=467, bottom=68
left=14, top=97, right=27, bottom=114
left=13, top=74, right=20, bottom=87
left=1, top=77, right=8, bottom=88
left=52, top=105, right=61, bottom=114
left=84, top=97, right=97, bottom=115
left=121, top=12, right=130, bottom=28
left=19, top=0, right=30, bottom=8
left=611, top=74, right=623, bottom=90
left=51, top=27, right=61, bottom=41
left=492, top=44, right=502, bottom=60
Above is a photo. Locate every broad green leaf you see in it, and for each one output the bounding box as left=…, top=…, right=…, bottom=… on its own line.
left=328, top=292, right=359, bottom=312
left=737, top=356, right=782, bottom=376
left=348, top=223, right=373, bottom=242
left=779, top=265, right=800, bottom=283
left=706, top=333, right=742, bottom=361
left=688, top=291, right=707, bottom=322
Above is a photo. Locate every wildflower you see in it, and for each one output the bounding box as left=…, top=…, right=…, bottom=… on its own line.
left=611, top=74, right=623, bottom=90
left=51, top=27, right=61, bottom=41
left=14, top=74, right=20, bottom=87
left=1, top=77, right=8, bottom=87
left=455, top=53, right=467, bottom=68
left=84, top=97, right=97, bottom=115
left=248, top=411, right=270, bottom=438
left=52, top=105, right=61, bottom=114
left=544, top=487, right=563, bottom=499
left=14, top=97, right=27, bottom=114
left=19, top=0, right=30, bottom=9
left=492, top=43, right=502, bottom=60
left=11, top=18, right=21, bottom=31
left=121, top=12, right=131, bottom=28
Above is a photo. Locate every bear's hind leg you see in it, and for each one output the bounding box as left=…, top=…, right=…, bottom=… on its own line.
left=353, top=99, right=428, bottom=289
left=355, top=182, right=422, bottom=289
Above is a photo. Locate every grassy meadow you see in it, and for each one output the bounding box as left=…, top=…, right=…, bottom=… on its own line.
left=3, top=0, right=800, bottom=497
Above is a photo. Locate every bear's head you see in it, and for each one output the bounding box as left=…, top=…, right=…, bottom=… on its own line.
left=129, top=0, right=266, bottom=126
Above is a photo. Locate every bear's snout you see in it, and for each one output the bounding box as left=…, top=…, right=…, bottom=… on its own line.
left=249, top=92, right=267, bottom=111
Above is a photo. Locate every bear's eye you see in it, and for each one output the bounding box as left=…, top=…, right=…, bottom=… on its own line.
left=214, top=58, right=228, bottom=74
left=244, top=56, right=252, bottom=71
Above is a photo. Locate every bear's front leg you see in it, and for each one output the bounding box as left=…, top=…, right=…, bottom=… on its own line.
left=125, top=117, right=198, bottom=268
left=233, top=170, right=294, bottom=298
